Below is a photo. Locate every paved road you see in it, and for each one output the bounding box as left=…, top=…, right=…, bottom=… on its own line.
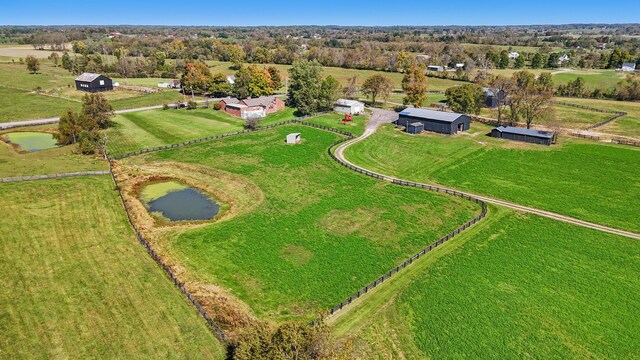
left=334, top=108, right=640, bottom=240
left=0, top=98, right=222, bottom=130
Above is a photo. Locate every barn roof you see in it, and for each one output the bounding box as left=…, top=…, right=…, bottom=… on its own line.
left=399, top=108, right=465, bottom=123
left=335, top=99, right=364, bottom=107
left=482, top=87, right=495, bottom=96
left=494, top=126, right=554, bottom=139
left=220, top=97, right=240, bottom=104
left=225, top=103, right=247, bottom=109
left=75, top=72, right=103, bottom=82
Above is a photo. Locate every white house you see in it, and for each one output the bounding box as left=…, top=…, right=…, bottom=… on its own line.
left=621, top=62, right=637, bottom=72
left=455, top=63, right=465, bottom=69
left=286, top=133, right=301, bottom=144
left=158, top=82, right=171, bottom=88
left=508, top=52, right=520, bottom=59
left=427, top=65, right=444, bottom=72
left=226, top=75, right=236, bottom=85
left=558, top=54, right=570, bottom=64
left=334, top=99, right=365, bottom=115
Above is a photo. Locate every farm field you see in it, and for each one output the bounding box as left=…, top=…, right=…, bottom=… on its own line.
left=344, top=123, right=640, bottom=232
left=0, top=124, right=107, bottom=177
left=106, top=107, right=299, bottom=157
left=117, top=124, right=481, bottom=321
left=206, top=61, right=466, bottom=92
left=478, top=101, right=612, bottom=130
left=305, top=113, right=368, bottom=136
left=0, top=62, right=186, bottom=122
left=552, top=69, right=627, bottom=89
left=333, top=207, right=640, bottom=359
left=555, top=97, right=640, bottom=138
left=0, top=176, right=225, bottom=358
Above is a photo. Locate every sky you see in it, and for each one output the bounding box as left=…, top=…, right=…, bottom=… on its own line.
left=0, top=0, right=636, bottom=26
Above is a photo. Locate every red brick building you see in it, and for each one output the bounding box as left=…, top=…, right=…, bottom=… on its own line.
left=219, top=96, right=285, bottom=119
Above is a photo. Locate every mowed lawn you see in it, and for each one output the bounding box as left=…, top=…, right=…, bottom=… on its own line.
left=0, top=125, right=108, bottom=177
left=337, top=207, right=640, bottom=359
left=344, top=124, right=640, bottom=232
left=107, top=107, right=299, bottom=157
left=127, top=125, right=480, bottom=321
left=0, top=176, right=225, bottom=358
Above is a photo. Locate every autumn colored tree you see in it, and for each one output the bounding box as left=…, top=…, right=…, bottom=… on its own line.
left=266, top=66, right=283, bottom=90
left=181, top=62, right=213, bottom=94
left=402, top=64, right=428, bottom=108
left=361, top=74, right=393, bottom=106
left=81, top=93, right=115, bottom=129
left=510, top=70, right=555, bottom=128
left=234, top=64, right=273, bottom=99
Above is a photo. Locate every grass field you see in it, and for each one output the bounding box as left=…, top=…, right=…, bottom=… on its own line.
left=479, top=101, right=613, bottom=129
left=344, top=124, right=640, bottom=232
left=106, top=107, right=299, bottom=157
left=0, top=176, right=225, bottom=358
left=555, top=97, right=640, bottom=138
left=552, top=70, right=627, bottom=89
left=305, top=113, right=368, bottom=136
left=206, top=61, right=466, bottom=92
left=333, top=207, right=640, bottom=359
left=118, top=125, right=481, bottom=321
left=0, top=125, right=108, bottom=177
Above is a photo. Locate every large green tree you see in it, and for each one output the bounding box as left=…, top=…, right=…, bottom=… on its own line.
left=510, top=70, right=555, bottom=128
left=318, top=75, right=341, bottom=111
left=402, top=64, right=428, bottom=108
left=234, top=65, right=273, bottom=99
left=25, top=55, right=40, bottom=73
left=287, top=60, right=323, bottom=115
left=181, top=62, right=213, bottom=94
left=445, top=83, right=485, bottom=115
left=208, top=72, right=231, bottom=97
left=82, top=93, right=115, bottom=129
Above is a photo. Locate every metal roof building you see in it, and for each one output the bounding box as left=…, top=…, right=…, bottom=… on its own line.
left=491, top=126, right=555, bottom=146
left=334, top=99, right=365, bottom=114
left=397, top=108, right=470, bottom=135
left=74, top=73, right=113, bottom=93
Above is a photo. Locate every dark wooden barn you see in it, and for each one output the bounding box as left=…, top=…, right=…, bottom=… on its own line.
left=491, top=126, right=555, bottom=146
left=397, top=108, right=470, bottom=135
left=407, top=122, right=424, bottom=134
left=482, top=87, right=507, bottom=109
left=74, top=73, right=113, bottom=92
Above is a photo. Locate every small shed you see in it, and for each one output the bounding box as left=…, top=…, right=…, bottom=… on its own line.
left=407, top=122, right=424, bottom=134
left=286, top=133, right=301, bottom=144
left=74, top=73, right=113, bottom=92
left=621, top=62, right=636, bottom=72
left=334, top=99, right=365, bottom=114
left=491, top=126, right=555, bottom=146
left=397, top=108, right=470, bottom=135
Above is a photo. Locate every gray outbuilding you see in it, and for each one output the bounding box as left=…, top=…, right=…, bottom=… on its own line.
left=407, top=122, right=424, bottom=134
left=75, top=73, right=113, bottom=92
left=491, top=126, right=555, bottom=146
left=397, top=108, right=470, bottom=135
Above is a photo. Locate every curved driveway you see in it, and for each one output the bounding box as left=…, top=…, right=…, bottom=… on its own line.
left=335, top=108, right=640, bottom=240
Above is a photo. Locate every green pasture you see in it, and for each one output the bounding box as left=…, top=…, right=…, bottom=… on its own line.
left=127, top=125, right=480, bottom=321
left=0, top=176, right=225, bottom=358
left=344, top=123, right=640, bottom=232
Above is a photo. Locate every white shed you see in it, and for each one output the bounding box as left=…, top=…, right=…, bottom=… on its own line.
left=334, top=99, right=365, bottom=114
left=286, top=133, right=301, bottom=144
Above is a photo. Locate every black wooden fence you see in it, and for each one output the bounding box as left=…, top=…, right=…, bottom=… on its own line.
left=555, top=101, right=627, bottom=130
left=325, top=136, right=488, bottom=315
left=107, top=162, right=228, bottom=343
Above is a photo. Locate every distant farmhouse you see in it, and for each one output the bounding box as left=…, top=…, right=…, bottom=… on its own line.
left=558, top=54, right=570, bottom=65
left=491, top=126, right=555, bottom=146
left=397, top=108, right=470, bottom=135
left=334, top=99, right=365, bottom=115
left=75, top=73, right=113, bottom=92
left=219, top=96, right=285, bottom=119
left=621, top=62, right=637, bottom=72
left=508, top=52, right=520, bottom=59
left=427, top=65, right=444, bottom=72
left=157, top=79, right=181, bottom=89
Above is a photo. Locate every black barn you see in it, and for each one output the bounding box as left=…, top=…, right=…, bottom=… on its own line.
left=482, top=87, right=507, bottom=109
left=491, top=126, right=555, bottom=146
left=397, top=108, right=470, bottom=135
left=75, top=73, right=113, bottom=92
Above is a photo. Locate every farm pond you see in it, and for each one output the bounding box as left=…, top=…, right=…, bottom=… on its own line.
left=140, top=180, right=220, bottom=222
left=3, top=132, right=58, bottom=152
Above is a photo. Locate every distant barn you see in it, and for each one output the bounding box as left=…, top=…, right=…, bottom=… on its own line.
left=75, top=73, right=113, bottom=92
left=491, top=126, right=555, bottom=146
left=397, top=108, right=470, bottom=135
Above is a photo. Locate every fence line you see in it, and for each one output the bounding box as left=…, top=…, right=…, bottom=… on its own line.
left=107, top=161, right=228, bottom=343
left=106, top=115, right=488, bottom=324
left=323, top=135, right=489, bottom=316
left=108, top=113, right=327, bottom=160
left=0, top=170, right=110, bottom=183
left=555, top=101, right=627, bottom=130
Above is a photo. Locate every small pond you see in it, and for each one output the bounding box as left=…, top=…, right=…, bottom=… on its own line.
left=4, top=132, right=58, bottom=152
left=141, top=181, right=220, bottom=222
